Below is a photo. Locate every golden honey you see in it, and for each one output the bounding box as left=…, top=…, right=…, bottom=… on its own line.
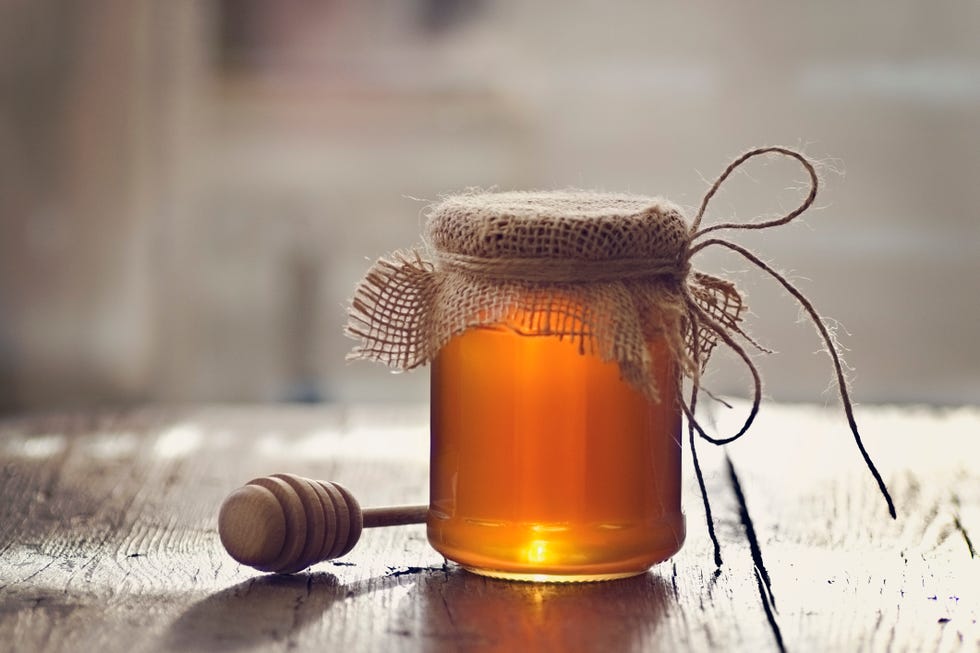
left=428, top=320, right=684, bottom=581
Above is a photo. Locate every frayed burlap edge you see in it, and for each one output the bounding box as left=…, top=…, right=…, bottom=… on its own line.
left=347, top=252, right=711, bottom=402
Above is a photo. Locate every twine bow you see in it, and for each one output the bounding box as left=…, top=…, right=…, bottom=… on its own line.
left=680, top=147, right=896, bottom=565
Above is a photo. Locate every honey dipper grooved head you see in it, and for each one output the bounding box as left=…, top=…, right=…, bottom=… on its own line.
left=218, top=475, right=364, bottom=573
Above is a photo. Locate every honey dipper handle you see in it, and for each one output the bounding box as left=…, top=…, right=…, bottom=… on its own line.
left=362, top=505, right=429, bottom=528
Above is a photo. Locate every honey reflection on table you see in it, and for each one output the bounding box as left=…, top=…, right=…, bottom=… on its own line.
left=409, top=567, right=674, bottom=650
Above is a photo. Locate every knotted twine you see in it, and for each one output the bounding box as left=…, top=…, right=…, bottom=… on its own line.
left=347, top=146, right=897, bottom=565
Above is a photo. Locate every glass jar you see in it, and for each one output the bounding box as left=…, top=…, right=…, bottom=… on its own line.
left=427, top=313, right=684, bottom=582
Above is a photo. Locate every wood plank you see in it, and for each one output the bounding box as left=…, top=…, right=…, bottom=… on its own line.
left=721, top=402, right=980, bottom=652
left=0, top=403, right=975, bottom=652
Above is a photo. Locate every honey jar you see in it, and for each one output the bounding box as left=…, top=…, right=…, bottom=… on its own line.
left=428, top=320, right=684, bottom=581
left=347, top=148, right=897, bottom=581
left=349, top=191, right=696, bottom=580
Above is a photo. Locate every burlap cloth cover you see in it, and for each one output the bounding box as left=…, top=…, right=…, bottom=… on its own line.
left=347, top=147, right=896, bottom=553
left=349, top=190, right=730, bottom=402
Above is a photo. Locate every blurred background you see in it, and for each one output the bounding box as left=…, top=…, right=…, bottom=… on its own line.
left=1, top=1, right=977, bottom=414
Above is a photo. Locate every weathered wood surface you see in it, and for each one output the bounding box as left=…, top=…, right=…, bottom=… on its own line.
left=0, top=403, right=976, bottom=652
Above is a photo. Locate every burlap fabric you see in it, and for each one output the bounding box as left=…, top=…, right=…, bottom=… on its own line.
left=348, top=190, right=742, bottom=401
left=348, top=147, right=896, bottom=541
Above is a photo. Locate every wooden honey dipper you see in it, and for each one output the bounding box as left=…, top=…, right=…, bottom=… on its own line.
left=218, top=473, right=428, bottom=574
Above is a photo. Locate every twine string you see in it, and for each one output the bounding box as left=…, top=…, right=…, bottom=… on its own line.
left=690, top=146, right=819, bottom=238
left=437, top=252, right=689, bottom=283
left=682, top=148, right=897, bottom=563
left=680, top=288, right=762, bottom=445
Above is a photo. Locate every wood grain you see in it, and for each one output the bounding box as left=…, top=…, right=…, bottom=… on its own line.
left=0, top=403, right=976, bottom=652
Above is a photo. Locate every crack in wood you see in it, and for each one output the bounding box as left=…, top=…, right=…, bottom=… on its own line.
left=726, top=454, right=785, bottom=653
left=753, top=567, right=786, bottom=653
left=0, top=558, right=58, bottom=592
left=384, top=565, right=443, bottom=578
left=438, top=581, right=459, bottom=638
left=950, top=492, right=976, bottom=560
left=952, top=516, right=976, bottom=559
left=670, top=561, right=679, bottom=597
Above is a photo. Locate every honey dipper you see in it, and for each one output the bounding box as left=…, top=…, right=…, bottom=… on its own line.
left=218, top=473, right=428, bottom=573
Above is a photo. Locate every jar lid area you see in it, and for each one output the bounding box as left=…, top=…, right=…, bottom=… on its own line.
left=427, top=190, right=689, bottom=261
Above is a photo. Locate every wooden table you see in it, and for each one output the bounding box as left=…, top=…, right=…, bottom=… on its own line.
left=0, top=402, right=976, bottom=652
